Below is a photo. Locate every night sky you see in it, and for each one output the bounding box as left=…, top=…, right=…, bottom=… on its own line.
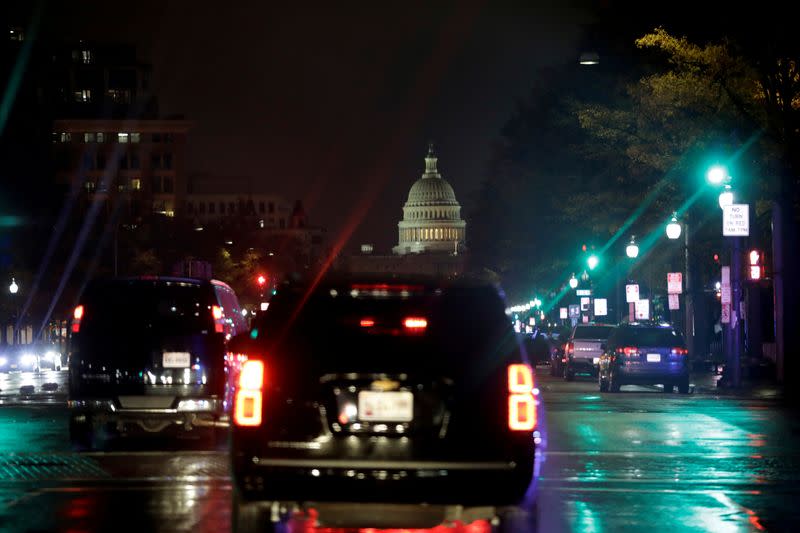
left=27, top=1, right=767, bottom=253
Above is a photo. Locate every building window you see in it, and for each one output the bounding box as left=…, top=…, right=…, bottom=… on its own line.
left=199, top=202, right=206, bottom=214
left=163, top=133, right=173, bottom=143
left=81, top=153, right=94, bottom=169
left=81, top=49, right=93, bottom=64
left=130, top=154, right=140, bottom=169
left=152, top=175, right=163, bottom=193
left=83, top=132, right=95, bottom=143
left=107, top=89, right=131, bottom=104
left=58, top=132, right=71, bottom=143
left=209, top=202, right=216, bottom=214
left=130, top=178, right=141, bottom=190
left=186, top=202, right=194, bottom=213
left=74, top=89, right=91, bottom=102
left=118, top=133, right=129, bottom=143
left=131, top=133, right=141, bottom=143
left=84, top=179, right=96, bottom=192
left=120, top=154, right=128, bottom=169
left=96, top=132, right=105, bottom=143
left=96, top=154, right=106, bottom=169
left=163, top=153, right=172, bottom=169
left=151, top=154, right=161, bottom=169
left=219, top=202, right=225, bottom=214
left=163, top=176, right=174, bottom=193
left=268, top=202, right=275, bottom=214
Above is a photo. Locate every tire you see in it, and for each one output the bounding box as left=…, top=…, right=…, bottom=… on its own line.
left=492, top=505, right=538, bottom=533
left=231, top=487, right=278, bottom=533
left=678, top=379, right=690, bottom=394
left=663, top=384, right=674, bottom=393
left=599, top=375, right=609, bottom=392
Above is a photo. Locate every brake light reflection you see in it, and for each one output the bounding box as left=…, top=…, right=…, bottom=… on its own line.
left=360, top=318, right=376, bottom=328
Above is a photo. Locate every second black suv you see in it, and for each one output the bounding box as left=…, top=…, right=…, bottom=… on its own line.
left=67, top=276, right=247, bottom=449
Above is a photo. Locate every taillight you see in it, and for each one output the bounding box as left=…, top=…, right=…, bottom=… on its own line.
left=403, top=317, right=427, bottom=330
left=234, top=359, right=264, bottom=427
left=212, top=305, right=224, bottom=333
left=507, top=363, right=536, bottom=431
left=72, top=305, right=84, bottom=333
left=671, top=347, right=688, bottom=355
left=565, top=342, right=574, bottom=355
left=360, top=318, right=375, bottom=328
left=616, top=346, right=639, bottom=356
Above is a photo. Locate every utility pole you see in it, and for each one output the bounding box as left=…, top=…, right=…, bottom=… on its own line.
left=731, top=236, right=743, bottom=387
left=684, top=221, right=695, bottom=360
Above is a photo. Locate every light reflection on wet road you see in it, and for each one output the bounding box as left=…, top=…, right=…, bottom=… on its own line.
left=0, top=370, right=798, bottom=532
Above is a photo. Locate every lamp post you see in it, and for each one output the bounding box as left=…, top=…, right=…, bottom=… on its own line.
left=666, top=214, right=694, bottom=361
left=8, top=278, right=19, bottom=345
left=569, top=274, right=578, bottom=290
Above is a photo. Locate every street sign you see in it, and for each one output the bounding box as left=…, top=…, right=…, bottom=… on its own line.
left=559, top=307, right=568, bottom=319
left=668, top=293, right=680, bottom=310
left=721, top=265, right=731, bottom=304
left=576, top=289, right=592, bottom=296
left=635, top=299, right=650, bottom=320
left=721, top=285, right=732, bottom=305
left=721, top=303, right=730, bottom=324
left=721, top=266, right=730, bottom=285
left=723, top=204, right=749, bottom=236
left=568, top=305, right=580, bottom=319
left=594, top=298, right=608, bottom=316
left=667, top=272, right=683, bottom=294
left=580, top=297, right=590, bottom=311
left=625, top=284, right=639, bottom=303
left=582, top=315, right=589, bottom=323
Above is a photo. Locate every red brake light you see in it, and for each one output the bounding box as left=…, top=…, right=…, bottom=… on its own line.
left=360, top=318, right=375, bottom=328
left=507, top=363, right=536, bottom=431
left=565, top=342, right=574, bottom=355
left=234, top=360, right=264, bottom=427
left=616, top=346, right=639, bottom=356
left=671, top=347, right=688, bottom=355
left=212, top=305, right=223, bottom=320
left=508, top=363, right=534, bottom=394
left=72, top=305, right=84, bottom=332
left=403, top=317, right=427, bottom=330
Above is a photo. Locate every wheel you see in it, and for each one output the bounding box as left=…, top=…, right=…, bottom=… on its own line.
left=232, top=488, right=278, bottom=533
left=492, top=505, right=538, bottom=533
left=599, top=375, right=609, bottom=392
left=678, top=378, right=690, bottom=394
left=663, top=384, right=674, bottom=393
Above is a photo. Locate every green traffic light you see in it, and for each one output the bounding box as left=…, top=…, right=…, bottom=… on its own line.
left=587, top=254, right=599, bottom=270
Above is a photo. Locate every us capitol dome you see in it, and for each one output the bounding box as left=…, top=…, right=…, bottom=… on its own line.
left=392, top=144, right=466, bottom=255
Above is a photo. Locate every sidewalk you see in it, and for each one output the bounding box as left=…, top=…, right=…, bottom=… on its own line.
left=692, top=370, right=782, bottom=399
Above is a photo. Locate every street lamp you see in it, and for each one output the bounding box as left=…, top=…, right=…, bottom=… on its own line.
left=569, top=274, right=578, bottom=289
left=587, top=254, right=599, bottom=270
left=625, top=236, right=639, bottom=259
left=718, top=184, right=734, bottom=210
left=707, top=164, right=728, bottom=185
left=9, top=278, right=18, bottom=294
left=666, top=213, right=682, bottom=240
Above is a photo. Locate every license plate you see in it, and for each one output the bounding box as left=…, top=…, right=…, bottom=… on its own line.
left=358, top=391, right=413, bottom=422
left=646, top=353, right=661, bottom=363
left=163, top=351, right=191, bottom=368
left=592, top=357, right=600, bottom=364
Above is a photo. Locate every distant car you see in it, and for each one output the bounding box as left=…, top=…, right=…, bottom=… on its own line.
left=598, top=322, right=690, bottom=393
left=563, top=324, right=616, bottom=381
left=230, top=276, right=540, bottom=532
left=67, top=276, right=247, bottom=450
left=33, top=343, right=64, bottom=371
left=0, top=345, right=40, bottom=373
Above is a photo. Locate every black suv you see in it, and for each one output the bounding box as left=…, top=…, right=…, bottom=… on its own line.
left=598, top=322, right=690, bottom=393
left=67, top=276, right=247, bottom=449
left=230, top=277, right=540, bottom=532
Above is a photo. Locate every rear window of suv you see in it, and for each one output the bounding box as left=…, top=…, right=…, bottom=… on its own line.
left=615, top=327, right=684, bottom=347
left=573, top=326, right=615, bottom=340
left=80, top=280, right=215, bottom=334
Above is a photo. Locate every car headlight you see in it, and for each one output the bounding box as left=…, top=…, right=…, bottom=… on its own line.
left=21, top=354, right=37, bottom=365
left=44, top=351, right=58, bottom=362
left=0, top=357, right=6, bottom=366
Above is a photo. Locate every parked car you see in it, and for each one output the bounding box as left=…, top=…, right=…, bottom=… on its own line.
left=563, top=323, right=616, bottom=381
left=67, top=276, right=247, bottom=450
left=230, top=276, right=540, bottom=532
left=598, top=322, right=690, bottom=393
left=33, top=343, right=64, bottom=371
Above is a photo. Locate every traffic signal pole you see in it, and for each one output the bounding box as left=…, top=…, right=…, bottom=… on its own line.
left=731, top=236, right=743, bottom=387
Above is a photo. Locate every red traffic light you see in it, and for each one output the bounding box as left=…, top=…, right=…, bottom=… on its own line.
left=713, top=253, right=719, bottom=263
left=256, top=275, right=267, bottom=286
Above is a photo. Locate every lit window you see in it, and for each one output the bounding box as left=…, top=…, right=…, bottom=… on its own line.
left=83, top=132, right=95, bottom=143
left=9, top=28, right=24, bottom=41
left=81, top=50, right=93, bottom=64
left=84, top=180, right=96, bottom=192
left=97, top=132, right=105, bottom=142
left=130, top=178, right=141, bottom=190
left=118, top=133, right=129, bottom=143
left=74, top=89, right=91, bottom=102
left=131, top=133, right=141, bottom=143
left=107, top=89, right=131, bottom=104
left=59, top=132, right=71, bottom=142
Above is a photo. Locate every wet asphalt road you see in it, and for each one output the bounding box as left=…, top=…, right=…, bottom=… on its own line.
left=0, top=368, right=798, bottom=532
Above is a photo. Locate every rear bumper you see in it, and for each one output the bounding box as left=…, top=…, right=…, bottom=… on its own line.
left=568, top=358, right=599, bottom=375
left=617, top=365, right=688, bottom=383
left=234, top=455, right=535, bottom=506
left=70, top=403, right=229, bottom=436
